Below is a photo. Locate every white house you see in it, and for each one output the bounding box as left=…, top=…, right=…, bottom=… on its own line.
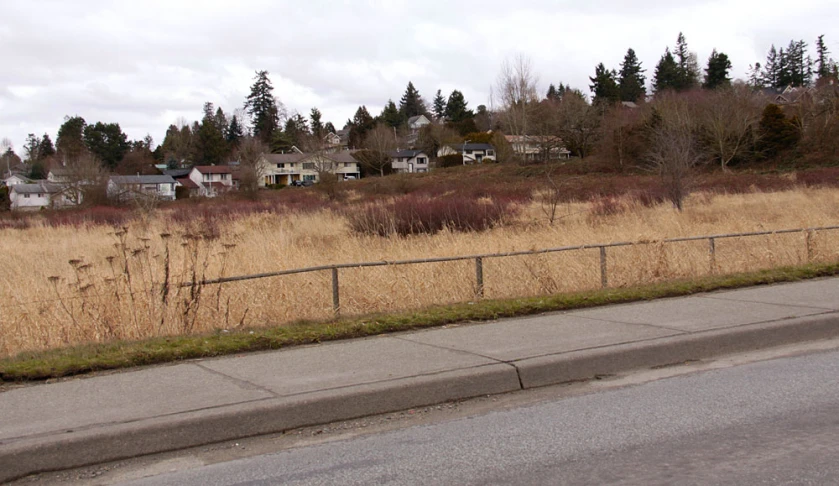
left=188, top=166, right=236, bottom=197
left=261, top=152, right=361, bottom=186
left=9, top=182, right=70, bottom=210
left=437, top=143, right=497, bottom=164
left=407, top=115, right=431, bottom=131
left=505, top=135, right=571, bottom=161
left=107, top=175, right=176, bottom=202
left=390, top=150, right=431, bottom=173
left=2, top=174, right=32, bottom=187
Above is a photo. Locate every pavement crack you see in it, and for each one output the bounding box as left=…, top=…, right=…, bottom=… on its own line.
left=193, top=363, right=278, bottom=397
left=698, top=295, right=837, bottom=312
left=566, top=314, right=688, bottom=333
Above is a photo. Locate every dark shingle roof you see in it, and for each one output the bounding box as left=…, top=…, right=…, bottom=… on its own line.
left=448, top=143, right=495, bottom=152
left=110, top=175, right=176, bottom=185
left=391, top=150, right=426, bottom=158
left=193, top=165, right=234, bottom=174
left=11, top=182, right=61, bottom=194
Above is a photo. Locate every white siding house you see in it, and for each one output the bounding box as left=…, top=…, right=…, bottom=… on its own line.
left=107, top=175, right=177, bottom=202
left=9, top=183, right=69, bottom=210
left=437, top=143, right=497, bottom=164
left=407, top=115, right=431, bottom=131
left=188, top=166, right=236, bottom=197
left=390, top=150, right=431, bottom=173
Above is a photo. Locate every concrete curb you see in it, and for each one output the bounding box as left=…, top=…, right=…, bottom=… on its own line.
left=2, top=312, right=838, bottom=482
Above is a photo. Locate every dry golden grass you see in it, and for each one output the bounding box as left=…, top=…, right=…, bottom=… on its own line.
left=1, top=186, right=839, bottom=357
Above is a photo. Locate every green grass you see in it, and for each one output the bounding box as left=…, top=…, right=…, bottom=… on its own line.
left=2, top=261, right=839, bottom=383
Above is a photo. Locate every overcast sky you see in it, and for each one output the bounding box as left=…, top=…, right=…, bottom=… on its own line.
left=1, top=0, right=836, bottom=155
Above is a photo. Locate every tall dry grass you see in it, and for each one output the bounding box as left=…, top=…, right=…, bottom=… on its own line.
left=1, top=187, right=839, bottom=357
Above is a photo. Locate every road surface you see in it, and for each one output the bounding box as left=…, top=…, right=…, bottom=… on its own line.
left=103, top=346, right=839, bottom=485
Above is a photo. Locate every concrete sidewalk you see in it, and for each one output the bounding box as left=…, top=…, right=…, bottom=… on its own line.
left=2, top=278, right=839, bottom=482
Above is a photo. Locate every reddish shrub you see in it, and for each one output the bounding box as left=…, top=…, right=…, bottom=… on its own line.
left=347, top=194, right=518, bottom=237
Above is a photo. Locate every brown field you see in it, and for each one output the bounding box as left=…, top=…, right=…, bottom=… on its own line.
left=1, top=185, right=839, bottom=358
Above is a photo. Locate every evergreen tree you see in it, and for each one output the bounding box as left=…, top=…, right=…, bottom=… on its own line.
left=56, top=115, right=88, bottom=163
left=618, top=48, right=647, bottom=102
left=227, top=115, right=244, bottom=147
left=23, top=134, right=42, bottom=163
left=546, top=84, right=559, bottom=101
left=444, top=90, right=473, bottom=123
left=196, top=102, right=228, bottom=165
left=703, top=49, right=732, bottom=89
left=758, top=104, right=799, bottom=157
left=214, top=107, right=229, bottom=140
left=762, top=46, right=781, bottom=89
left=653, top=48, right=680, bottom=93
left=432, top=89, right=447, bottom=119
left=380, top=100, right=404, bottom=128
left=283, top=113, right=310, bottom=148
left=347, top=106, right=375, bottom=149
left=310, top=107, right=324, bottom=137
left=83, top=122, right=130, bottom=169
left=324, top=121, right=336, bottom=134
left=747, top=63, right=764, bottom=88
left=776, top=47, right=792, bottom=88
left=674, top=32, right=700, bottom=90
left=244, top=70, right=279, bottom=143
left=816, top=35, right=831, bottom=79
left=398, top=81, right=427, bottom=119
left=589, top=63, right=621, bottom=104
left=40, top=134, right=55, bottom=158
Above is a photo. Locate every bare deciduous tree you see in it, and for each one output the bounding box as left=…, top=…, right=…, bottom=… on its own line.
left=360, top=123, right=397, bottom=176
left=645, top=93, right=706, bottom=211
left=495, top=54, right=540, bottom=139
left=236, top=136, right=268, bottom=199
left=59, top=154, right=109, bottom=206
left=699, top=84, right=763, bottom=170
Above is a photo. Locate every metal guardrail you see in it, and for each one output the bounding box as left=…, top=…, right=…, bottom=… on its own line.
left=183, top=225, right=839, bottom=316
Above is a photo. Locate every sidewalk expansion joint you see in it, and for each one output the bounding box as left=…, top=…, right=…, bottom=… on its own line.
left=697, top=295, right=838, bottom=312
left=563, top=314, right=689, bottom=334
left=193, top=363, right=278, bottom=397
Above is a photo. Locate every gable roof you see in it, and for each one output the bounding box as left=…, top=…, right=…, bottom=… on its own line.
left=163, top=168, right=192, bottom=178
left=109, top=175, right=176, bottom=185
left=193, top=165, right=234, bottom=174
left=263, top=153, right=310, bottom=164
left=390, top=150, right=427, bottom=158
left=447, top=143, right=495, bottom=152
left=11, top=182, right=62, bottom=194
left=407, top=115, right=429, bottom=125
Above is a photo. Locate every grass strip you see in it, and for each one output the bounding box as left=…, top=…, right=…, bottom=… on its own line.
left=3, top=262, right=838, bottom=383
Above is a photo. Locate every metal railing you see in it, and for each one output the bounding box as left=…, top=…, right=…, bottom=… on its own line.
left=182, top=225, right=839, bottom=316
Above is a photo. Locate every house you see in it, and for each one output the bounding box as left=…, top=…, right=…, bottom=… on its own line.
left=760, top=85, right=814, bottom=106
left=9, top=182, right=73, bottom=210
left=107, top=175, right=177, bottom=202
left=437, top=143, right=497, bottom=164
left=505, top=135, right=571, bottom=161
left=2, top=173, right=32, bottom=187
left=188, top=166, right=236, bottom=197
left=261, top=152, right=361, bottom=186
left=390, top=150, right=431, bottom=173
left=407, top=115, right=431, bottom=131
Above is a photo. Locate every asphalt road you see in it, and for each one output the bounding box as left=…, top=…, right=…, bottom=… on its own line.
left=114, top=347, right=839, bottom=486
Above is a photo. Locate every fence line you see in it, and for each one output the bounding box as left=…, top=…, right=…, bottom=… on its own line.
left=175, top=225, right=839, bottom=317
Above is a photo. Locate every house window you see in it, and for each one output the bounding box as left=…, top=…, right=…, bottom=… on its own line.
left=24, top=194, right=30, bottom=198
left=203, top=174, right=210, bottom=181
left=344, top=163, right=352, bottom=167
left=465, top=150, right=473, bottom=155
left=417, top=157, right=427, bottom=164
left=277, top=163, right=284, bottom=168
left=487, top=150, right=495, bottom=156
left=302, top=162, right=315, bottom=170
left=303, top=174, right=316, bottom=181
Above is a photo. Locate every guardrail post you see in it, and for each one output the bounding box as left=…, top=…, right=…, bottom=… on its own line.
left=475, top=257, right=484, bottom=298
left=709, top=238, right=716, bottom=274
left=331, top=267, right=340, bottom=317
left=806, top=230, right=814, bottom=262
left=599, top=246, right=608, bottom=288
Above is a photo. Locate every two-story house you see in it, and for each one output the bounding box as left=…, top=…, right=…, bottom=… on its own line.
left=437, top=143, right=497, bottom=164
left=390, top=150, right=431, bottom=173
left=261, top=152, right=361, bottom=186
left=505, top=135, right=571, bottom=161
left=107, top=175, right=177, bottom=202
left=188, top=166, right=236, bottom=197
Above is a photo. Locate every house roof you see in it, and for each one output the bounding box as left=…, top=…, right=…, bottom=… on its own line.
left=448, top=143, right=495, bottom=152
left=193, top=165, right=233, bottom=174
left=327, top=152, right=360, bottom=164
left=176, top=177, right=199, bottom=189
left=3, top=174, right=32, bottom=183
left=407, top=115, right=429, bottom=125
left=110, top=175, right=176, bottom=185
left=11, top=182, right=61, bottom=194
left=390, top=150, right=426, bottom=158
left=163, top=168, right=192, bottom=178
left=263, top=153, right=310, bottom=164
